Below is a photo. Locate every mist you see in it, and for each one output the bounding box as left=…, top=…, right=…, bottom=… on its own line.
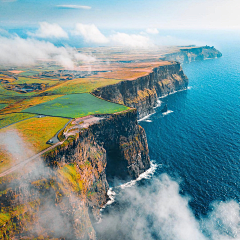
left=0, top=34, right=96, bottom=68
left=96, top=173, right=240, bottom=240
left=0, top=130, right=93, bottom=239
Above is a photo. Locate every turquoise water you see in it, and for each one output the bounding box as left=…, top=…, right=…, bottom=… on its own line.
left=98, top=41, right=240, bottom=239
left=3, top=27, right=239, bottom=239
left=142, top=44, right=240, bottom=218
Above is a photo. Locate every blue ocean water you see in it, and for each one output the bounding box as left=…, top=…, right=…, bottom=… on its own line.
left=3, top=26, right=239, bottom=238
left=98, top=40, right=240, bottom=239
left=141, top=43, right=240, bottom=218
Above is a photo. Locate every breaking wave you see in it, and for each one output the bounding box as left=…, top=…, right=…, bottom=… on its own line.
left=162, top=110, right=174, bottom=116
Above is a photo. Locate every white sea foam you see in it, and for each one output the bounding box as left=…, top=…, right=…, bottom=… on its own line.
left=106, top=188, right=116, bottom=205
left=119, top=161, right=158, bottom=189
left=154, top=99, right=162, bottom=109
left=101, top=161, right=158, bottom=210
left=159, top=87, right=188, bottom=99
left=138, top=112, right=155, bottom=122
left=162, top=110, right=173, bottom=116
left=145, top=120, right=152, bottom=122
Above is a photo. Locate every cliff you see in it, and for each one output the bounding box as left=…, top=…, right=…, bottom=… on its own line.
left=0, top=46, right=222, bottom=239
left=93, top=62, right=188, bottom=119
left=163, top=46, right=222, bottom=64
left=0, top=109, right=150, bottom=239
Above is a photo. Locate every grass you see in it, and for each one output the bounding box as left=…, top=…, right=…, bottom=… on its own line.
left=0, top=84, right=37, bottom=97
left=0, top=113, right=36, bottom=129
left=0, top=116, right=69, bottom=154
left=22, top=93, right=128, bottom=118
left=0, top=115, right=69, bottom=173
left=11, top=77, right=58, bottom=86
left=0, top=103, right=7, bottom=111
left=95, top=68, right=150, bottom=80
left=1, top=95, right=63, bottom=114
left=19, top=71, right=40, bottom=76
left=45, top=77, right=122, bottom=94
left=58, top=164, right=83, bottom=193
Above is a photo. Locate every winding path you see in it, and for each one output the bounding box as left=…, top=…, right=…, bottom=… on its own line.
left=0, top=115, right=103, bottom=178
left=0, top=141, right=63, bottom=178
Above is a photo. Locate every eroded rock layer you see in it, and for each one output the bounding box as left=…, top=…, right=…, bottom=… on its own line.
left=164, top=46, right=222, bottom=64
left=93, top=62, right=188, bottom=119
left=0, top=109, right=150, bottom=239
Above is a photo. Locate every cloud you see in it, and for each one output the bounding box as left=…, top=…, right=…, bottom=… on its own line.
left=0, top=35, right=95, bottom=68
left=146, top=28, right=159, bottom=34
left=29, top=22, right=68, bottom=39
left=97, top=174, right=240, bottom=240
left=56, top=4, right=91, bottom=10
left=110, top=32, right=153, bottom=48
left=73, top=23, right=109, bottom=44
left=0, top=130, right=93, bottom=238
left=72, top=23, right=154, bottom=48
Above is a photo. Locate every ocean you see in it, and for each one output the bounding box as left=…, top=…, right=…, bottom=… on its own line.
left=2, top=27, right=239, bottom=239
left=96, top=39, right=240, bottom=239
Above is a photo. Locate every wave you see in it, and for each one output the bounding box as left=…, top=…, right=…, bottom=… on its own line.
left=120, top=161, right=158, bottom=189
left=101, top=161, right=158, bottom=210
left=138, top=112, right=156, bottom=122
left=162, top=110, right=173, bottom=116
left=159, top=87, right=188, bottom=99
left=154, top=99, right=162, bottom=109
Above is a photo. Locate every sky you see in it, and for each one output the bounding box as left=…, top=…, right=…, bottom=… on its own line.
left=1, top=0, right=240, bottom=30
left=0, top=0, right=240, bottom=68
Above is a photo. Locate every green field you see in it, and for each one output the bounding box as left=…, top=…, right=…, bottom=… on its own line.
left=12, top=77, right=58, bottom=86
left=0, top=103, right=7, bottom=111
left=0, top=113, right=36, bottom=129
left=45, top=77, right=121, bottom=95
left=22, top=93, right=128, bottom=118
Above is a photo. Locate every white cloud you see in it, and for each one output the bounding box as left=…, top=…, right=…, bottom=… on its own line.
left=57, top=5, right=91, bottom=10
left=73, top=23, right=109, bottom=44
left=110, top=32, right=153, bottom=48
left=0, top=35, right=95, bottom=68
left=146, top=28, right=159, bottom=34
left=98, top=174, right=240, bottom=240
left=29, top=22, right=68, bottom=39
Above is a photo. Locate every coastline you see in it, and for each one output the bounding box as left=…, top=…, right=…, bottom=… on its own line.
left=0, top=46, right=222, bottom=239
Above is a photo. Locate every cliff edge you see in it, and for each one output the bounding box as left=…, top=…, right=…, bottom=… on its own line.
left=0, top=46, right=222, bottom=239
left=93, top=62, right=188, bottom=119
left=163, top=46, right=222, bottom=64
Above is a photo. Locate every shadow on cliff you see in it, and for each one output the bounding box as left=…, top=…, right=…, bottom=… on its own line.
left=0, top=130, right=94, bottom=240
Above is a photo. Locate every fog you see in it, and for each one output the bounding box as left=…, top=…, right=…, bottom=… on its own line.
left=96, top=173, right=240, bottom=240
left=0, top=34, right=96, bottom=68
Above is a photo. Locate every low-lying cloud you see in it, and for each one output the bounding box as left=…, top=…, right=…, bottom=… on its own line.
left=57, top=5, right=91, bottom=10
left=146, top=28, right=159, bottom=34
left=0, top=34, right=95, bottom=68
left=110, top=32, right=153, bottom=48
left=73, top=23, right=109, bottom=44
left=29, top=22, right=68, bottom=39
left=73, top=23, right=153, bottom=48
left=96, top=174, right=240, bottom=240
left=0, top=130, right=90, bottom=239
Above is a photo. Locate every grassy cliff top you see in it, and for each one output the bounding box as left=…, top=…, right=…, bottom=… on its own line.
left=0, top=46, right=193, bottom=173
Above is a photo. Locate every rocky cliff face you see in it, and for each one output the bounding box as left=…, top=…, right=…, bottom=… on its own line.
left=164, top=46, right=222, bottom=64
left=0, top=109, right=150, bottom=240
left=0, top=47, right=222, bottom=239
left=93, top=62, right=188, bottom=119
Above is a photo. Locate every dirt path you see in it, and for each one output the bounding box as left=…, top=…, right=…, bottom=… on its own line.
left=0, top=115, right=104, bottom=178
left=0, top=141, right=63, bottom=178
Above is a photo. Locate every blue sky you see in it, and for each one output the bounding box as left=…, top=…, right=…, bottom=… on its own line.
left=1, top=0, right=240, bottom=30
